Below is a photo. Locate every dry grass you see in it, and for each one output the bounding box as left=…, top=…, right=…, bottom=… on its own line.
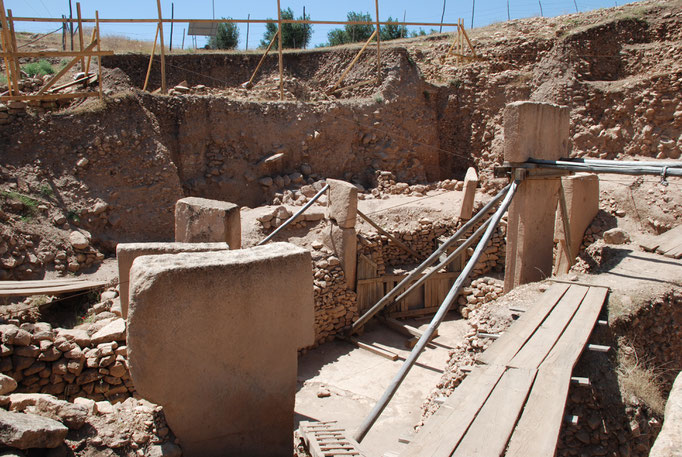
left=617, top=343, right=666, bottom=416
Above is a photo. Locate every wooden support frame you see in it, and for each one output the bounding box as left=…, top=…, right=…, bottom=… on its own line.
left=0, top=1, right=19, bottom=95
left=327, top=29, right=377, bottom=94
left=37, top=39, right=98, bottom=95
left=85, top=26, right=96, bottom=75
left=7, top=10, right=20, bottom=93
left=47, top=72, right=94, bottom=93
left=443, top=19, right=481, bottom=64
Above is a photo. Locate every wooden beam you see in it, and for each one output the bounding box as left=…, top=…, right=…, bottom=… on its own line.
left=76, top=2, right=85, bottom=70
left=0, top=1, right=19, bottom=96
left=85, top=26, right=96, bottom=75
left=1, top=91, right=100, bottom=101
left=357, top=209, right=421, bottom=259
left=378, top=316, right=438, bottom=339
left=95, top=11, right=103, bottom=99
left=277, top=0, right=283, bottom=101
left=37, top=39, right=98, bottom=95
left=557, top=181, right=575, bottom=270
left=348, top=336, right=399, bottom=361
left=374, top=0, right=381, bottom=84
left=143, top=24, right=159, bottom=92
left=0, top=50, right=113, bottom=58
left=7, top=10, right=20, bottom=94
left=155, top=0, right=166, bottom=94
left=243, top=29, right=278, bottom=89
left=328, top=29, right=377, bottom=94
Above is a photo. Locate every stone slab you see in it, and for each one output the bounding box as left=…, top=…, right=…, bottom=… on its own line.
left=504, top=178, right=561, bottom=292
left=0, top=409, right=68, bottom=449
left=175, top=197, right=241, bottom=249
left=323, top=225, right=357, bottom=290
left=117, top=242, right=230, bottom=318
left=458, top=167, right=479, bottom=220
left=327, top=179, right=358, bottom=229
left=503, top=101, right=570, bottom=163
left=554, top=174, right=600, bottom=275
left=127, top=243, right=314, bottom=457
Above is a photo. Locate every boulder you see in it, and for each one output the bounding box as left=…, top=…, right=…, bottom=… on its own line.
left=0, top=373, right=17, bottom=395
left=90, top=319, right=126, bottom=345
left=603, top=228, right=630, bottom=245
left=9, top=393, right=89, bottom=429
left=69, top=231, right=89, bottom=250
left=0, top=409, right=68, bottom=449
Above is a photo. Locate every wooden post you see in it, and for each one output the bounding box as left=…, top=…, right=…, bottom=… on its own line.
left=143, top=25, right=160, bottom=92
left=246, top=13, right=250, bottom=50
left=156, top=0, right=167, bottom=94
left=7, top=10, right=21, bottom=95
left=327, top=29, right=377, bottom=94
left=169, top=3, right=174, bottom=51
left=68, top=0, right=74, bottom=51
left=375, top=0, right=381, bottom=84
left=76, top=3, right=85, bottom=71
left=95, top=11, right=103, bottom=99
left=277, top=0, right=283, bottom=100
left=0, top=0, right=13, bottom=96
left=181, top=28, right=185, bottom=50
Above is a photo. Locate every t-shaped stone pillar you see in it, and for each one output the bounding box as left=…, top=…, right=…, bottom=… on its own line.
left=458, top=167, right=479, bottom=220
left=325, top=179, right=358, bottom=289
left=127, top=243, right=314, bottom=457
left=503, top=101, right=570, bottom=292
left=175, top=197, right=241, bottom=249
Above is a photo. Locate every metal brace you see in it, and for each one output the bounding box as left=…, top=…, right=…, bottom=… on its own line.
left=660, top=166, right=669, bottom=186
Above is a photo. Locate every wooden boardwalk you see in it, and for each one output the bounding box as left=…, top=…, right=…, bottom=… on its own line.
left=0, top=278, right=108, bottom=297
left=401, top=283, right=608, bottom=457
left=639, top=225, right=682, bottom=259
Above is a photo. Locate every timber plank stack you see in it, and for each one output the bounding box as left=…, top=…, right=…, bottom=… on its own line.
left=401, top=283, right=608, bottom=457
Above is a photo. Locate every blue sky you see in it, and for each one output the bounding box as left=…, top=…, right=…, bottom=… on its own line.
left=6, top=0, right=634, bottom=49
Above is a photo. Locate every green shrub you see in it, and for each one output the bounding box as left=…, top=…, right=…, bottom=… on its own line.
left=22, top=60, right=55, bottom=77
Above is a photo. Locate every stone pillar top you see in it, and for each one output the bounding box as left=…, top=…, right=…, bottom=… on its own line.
left=503, top=101, right=570, bottom=163
left=327, top=179, right=358, bottom=229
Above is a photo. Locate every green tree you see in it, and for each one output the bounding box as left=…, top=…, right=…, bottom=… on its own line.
left=208, top=19, right=239, bottom=50
left=380, top=17, right=408, bottom=41
left=327, top=11, right=374, bottom=46
left=260, top=8, right=312, bottom=49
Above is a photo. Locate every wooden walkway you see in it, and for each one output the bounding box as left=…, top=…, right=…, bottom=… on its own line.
left=639, top=225, right=682, bottom=259
left=0, top=278, right=108, bottom=297
left=401, top=283, right=608, bottom=457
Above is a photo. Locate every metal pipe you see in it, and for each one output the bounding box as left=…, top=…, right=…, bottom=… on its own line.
left=393, top=215, right=492, bottom=304
left=524, top=159, right=682, bottom=177
left=353, top=179, right=520, bottom=442
left=351, top=183, right=511, bottom=333
left=556, top=158, right=682, bottom=168
left=257, top=184, right=329, bottom=246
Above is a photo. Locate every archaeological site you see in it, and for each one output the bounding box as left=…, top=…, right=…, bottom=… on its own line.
left=0, top=0, right=681, bottom=456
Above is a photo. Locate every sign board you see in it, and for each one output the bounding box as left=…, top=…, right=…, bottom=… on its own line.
left=187, top=21, right=219, bottom=37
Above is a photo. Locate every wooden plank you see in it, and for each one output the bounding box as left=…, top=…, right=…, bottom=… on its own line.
left=542, top=287, right=608, bottom=368
left=450, top=367, right=536, bottom=457
left=378, top=316, right=438, bottom=339
left=505, top=365, right=570, bottom=457
left=155, top=0, right=166, bottom=94
left=401, top=364, right=506, bottom=457
left=387, top=306, right=439, bottom=319
left=348, top=337, right=398, bottom=361
left=143, top=24, right=160, bottom=92
left=477, top=283, right=570, bottom=366
left=0, top=281, right=107, bottom=297
left=0, top=278, right=93, bottom=286
left=508, top=285, right=589, bottom=370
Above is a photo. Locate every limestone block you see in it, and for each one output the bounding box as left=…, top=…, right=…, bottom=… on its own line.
left=323, top=225, right=357, bottom=290
left=174, top=197, right=241, bottom=249
left=127, top=243, right=314, bottom=457
left=0, top=409, right=68, bottom=449
left=327, top=179, right=358, bottom=229
left=117, top=242, right=229, bottom=318
left=458, top=167, right=479, bottom=220
left=504, top=101, right=570, bottom=163
left=650, top=372, right=682, bottom=457
left=504, top=178, right=560, bottom=292
left=554, top=174, right=599, bottom=274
